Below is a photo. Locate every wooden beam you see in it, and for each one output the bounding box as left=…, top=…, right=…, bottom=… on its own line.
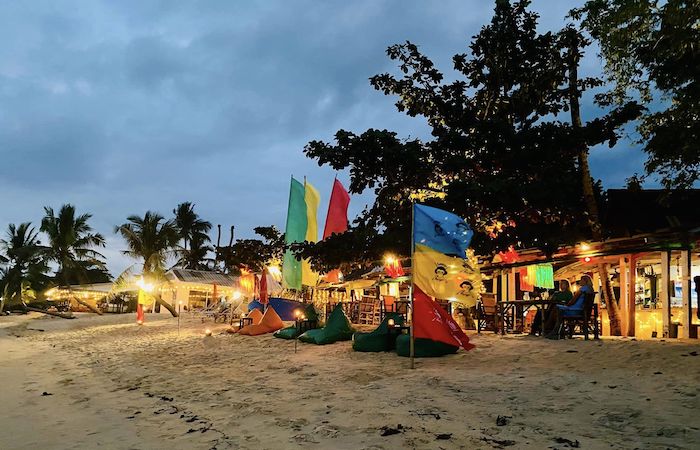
left=627, top=254, right=637, bottom=337
left=508, top=269, right=517, bottom=302
left=619, top=256, right=628, bottom=335
left=660, top=251, right=672, bottom=338
left=680, top=249, right=692, bottom=339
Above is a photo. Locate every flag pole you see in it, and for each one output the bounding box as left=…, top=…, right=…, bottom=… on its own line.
left=409, top=200, right=416, bottom=369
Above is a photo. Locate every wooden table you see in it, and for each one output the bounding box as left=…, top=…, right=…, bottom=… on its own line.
left=499, top=299, right=555, bottom=336
left=295, top=319, right=317, bottom=334
left=238, top=317, right=253, bottom=329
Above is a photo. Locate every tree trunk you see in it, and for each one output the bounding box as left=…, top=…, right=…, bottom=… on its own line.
left=23, top=304, right=75, bottom=319
left=155, top=294, right=179, bottom=317
left=72, top=295, right=103, bottom=315
left=566, top=31, right=622, bottom=336
left=66, top=283, right=102, bottom=314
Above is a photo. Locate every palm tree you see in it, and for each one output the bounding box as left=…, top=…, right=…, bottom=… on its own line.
left=173, top=202, right=212, bottom=252
left=115, top=211, right=180, bottom=316
left=176, top=232, right=214, bottom=270
left=41, top=204, right=108, bottom=314
left=0, top=223, right=51, bottom=314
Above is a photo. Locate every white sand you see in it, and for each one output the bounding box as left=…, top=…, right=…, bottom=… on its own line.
left=1, top=312, right=699, bottom=450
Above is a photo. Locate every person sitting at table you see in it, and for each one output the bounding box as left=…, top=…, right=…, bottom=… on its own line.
left=530, top=280, right=572, bottom=335
left=544, top=275, right=594, bottom=339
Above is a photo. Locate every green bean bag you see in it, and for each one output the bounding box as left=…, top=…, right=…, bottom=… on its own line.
left=273, top=304, right=320, bottom=340
left=395, top=334, right=459, bottom=357
left=298, top=303, right=354, bottom=345
left=352, top=313, right=405, bottom=352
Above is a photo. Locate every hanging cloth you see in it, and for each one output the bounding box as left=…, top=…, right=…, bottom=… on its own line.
left=518, top=267, right=534, bottom=292
left=534, top=264, right=554, bottom=289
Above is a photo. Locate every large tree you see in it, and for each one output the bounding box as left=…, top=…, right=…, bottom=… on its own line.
left=303, top=0, right=641, bottom=334
left=571, top=0, right=700, bottom=188
left=0, top=223, right=51, bottom=313
left=222, top=226, right=285, bottom=274
left=41, top=204, right=109, bottom=314
left=115, top=211, right=180, bottom=316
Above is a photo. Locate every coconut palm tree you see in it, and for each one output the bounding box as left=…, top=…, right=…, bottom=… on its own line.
left=0, top=223, right=51, bottom=314
left=115, top=211, right=180, bottom=316
left=41, top=204, right=108, bottom=314
left=176, top=232, right=214, bottom=270
left=173, top=202, right=212, bottom=252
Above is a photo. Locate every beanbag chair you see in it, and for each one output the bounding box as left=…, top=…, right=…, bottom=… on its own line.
left=273, top=304, right=320, bottom=340
left=353, top=313, right=405, bottom=352
left=246, top=308, right=264, bottom=324
left=395, top=334, right=459, bottom=357
left=239, top=306, right=284, bottom=336
left=298, top=303, right=354, bottom=345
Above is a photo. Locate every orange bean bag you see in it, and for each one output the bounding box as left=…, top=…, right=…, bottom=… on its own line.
left=228, top=308, right=264, bottom=333
left=238, top=307, right=284, bottom=336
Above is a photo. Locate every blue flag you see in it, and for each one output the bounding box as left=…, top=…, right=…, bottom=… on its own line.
left=413, top=204, right=473, bottom=257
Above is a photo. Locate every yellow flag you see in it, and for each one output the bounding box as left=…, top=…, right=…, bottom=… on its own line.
left=413, top=244, right=480, bottom=306
left=137, top=289, right=153, bottom=305
left=302, top=180, right=320, bottom=286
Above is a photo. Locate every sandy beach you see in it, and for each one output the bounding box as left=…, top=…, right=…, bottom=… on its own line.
left=1, top=313, right=698, bottom=450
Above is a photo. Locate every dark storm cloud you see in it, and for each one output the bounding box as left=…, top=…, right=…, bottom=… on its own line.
left=0, top=1, right=652, bottom=273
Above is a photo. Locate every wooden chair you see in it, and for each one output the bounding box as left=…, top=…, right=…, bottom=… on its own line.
left=380, top=295, right=396, bottom=320
left=559, top=293, right=600, bottom=340
left=358, top=297, right=381, bottom=325
left=325, top=302, right=337, bottom=322
left=394, top=300, right=410, bottom=322
left=477, top=293, right=499, bottom=334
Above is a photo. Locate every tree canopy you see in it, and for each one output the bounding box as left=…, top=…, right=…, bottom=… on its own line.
left=571, top=0, right=700, bottom=188
left=301, top=0, right=641, bottom=271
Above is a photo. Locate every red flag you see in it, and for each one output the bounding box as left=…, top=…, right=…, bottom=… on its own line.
left=323, top=179, right=350, bottom=238
left=322, top=179, right=350, bottom=283
left=259, top=267, right=269, bottom=305
left=413, top=285, right=474, bottom=350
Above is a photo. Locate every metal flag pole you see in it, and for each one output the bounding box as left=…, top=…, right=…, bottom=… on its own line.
left=409, top=200, right=416, bottom=369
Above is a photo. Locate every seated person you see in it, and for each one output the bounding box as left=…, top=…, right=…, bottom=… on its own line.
left=544, top=275, right=594, bottom=339
left=530, top=280, right=572, bottom=335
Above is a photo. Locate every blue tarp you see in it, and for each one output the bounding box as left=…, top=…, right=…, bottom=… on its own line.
left=248, top=297, right=307, bottom=321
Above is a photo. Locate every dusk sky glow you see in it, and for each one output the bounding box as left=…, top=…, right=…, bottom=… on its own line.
left=0, top=1, right=655, bottom=274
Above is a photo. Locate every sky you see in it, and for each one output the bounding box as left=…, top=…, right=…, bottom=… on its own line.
left=0, top=1, right=653, bottom=275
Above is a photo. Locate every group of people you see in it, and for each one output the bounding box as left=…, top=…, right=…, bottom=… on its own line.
left=530, top=275, right=594, bottom=338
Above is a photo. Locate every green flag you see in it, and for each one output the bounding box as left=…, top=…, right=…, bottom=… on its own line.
left=282, top=177, right=307, bottom=290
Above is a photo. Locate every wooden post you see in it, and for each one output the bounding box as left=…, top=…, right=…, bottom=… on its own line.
left=508, top=269, right=516, bottom=302
left=660, top=251, right=672, bottom=338
left=627, top=254, right=637, bottom=337
left=592, top=271, right=601, bottom=303
left=619, top=256, right=628, bottom=335
left=500, top=271, right=509, bottom=302
left=680, top=249, right=692, bottom=339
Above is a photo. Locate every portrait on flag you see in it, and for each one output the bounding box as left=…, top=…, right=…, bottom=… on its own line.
left=413, top=244, right=481, bottom=306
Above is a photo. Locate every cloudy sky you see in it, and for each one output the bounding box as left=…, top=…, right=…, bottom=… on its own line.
left=0, top=1, right=651, bottom=274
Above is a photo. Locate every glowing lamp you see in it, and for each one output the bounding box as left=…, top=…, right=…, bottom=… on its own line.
left=387, top=318, right=395, bottom=327
left=301, top=314, right=307, bottom=320
left=267, top=264, right=282, bottom=277
left=294, top=309, right=302, bottom=318
left=580, top=242, right=591, bottom=251
left=584, top=256, right=592, bottom=263
left=204, top=329, right=212, bottom=336
left=232, top=290, right=242, bottom=300
left=384, top=254, right=396, bottom=265
left=136, top=277, right=154, bottom=293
